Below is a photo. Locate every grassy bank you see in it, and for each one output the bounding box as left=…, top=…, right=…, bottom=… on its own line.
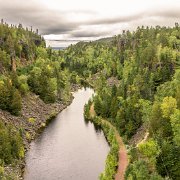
left=84, top=101, right=128, bottom=180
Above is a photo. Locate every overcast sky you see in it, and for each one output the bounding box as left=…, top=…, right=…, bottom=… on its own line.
left=0, top=0, right=179, bottom=41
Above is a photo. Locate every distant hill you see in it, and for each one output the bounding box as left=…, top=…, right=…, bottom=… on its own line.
left=95, top=37, right=113, bottom=43
left=51, top=47, right=66, bottom=50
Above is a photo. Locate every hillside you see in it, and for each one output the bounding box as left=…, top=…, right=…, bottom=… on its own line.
left=63, top=24, right=180, bottom=179
left=0, top=21, right=179, bottom=179
left=0, top=22, right=80, bottom=179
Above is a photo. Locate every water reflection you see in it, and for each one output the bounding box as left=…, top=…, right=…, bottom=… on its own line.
left=24, top=88, right=109, bottom=180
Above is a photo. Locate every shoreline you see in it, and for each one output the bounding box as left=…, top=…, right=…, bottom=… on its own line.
left=87, top=103, right=128, bottom=180
left=2, top=84, right=81, bottom=179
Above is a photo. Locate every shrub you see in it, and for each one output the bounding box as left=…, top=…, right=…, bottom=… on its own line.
left=0, top=120, right=24, bottom=164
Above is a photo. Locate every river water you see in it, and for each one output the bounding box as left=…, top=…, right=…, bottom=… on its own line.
left=24, top=88, right=109, bottom=180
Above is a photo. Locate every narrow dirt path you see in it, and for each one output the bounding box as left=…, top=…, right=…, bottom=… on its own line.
left=114, top=134, right=128, bottom=180
left=90, top=104, right=128, bottom=180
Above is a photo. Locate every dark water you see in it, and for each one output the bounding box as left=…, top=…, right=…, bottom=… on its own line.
left=24, top=88, right=109, bottom=180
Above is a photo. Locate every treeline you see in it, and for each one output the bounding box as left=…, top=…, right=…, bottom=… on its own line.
left=0, top=22, right=77, bottom=116
left=0, top=21, right=44, bottom=115
left=84, top=102, right=119, bottom=180
left=0, top=120, right=24, bottom=163
left=0, top=120, right=24, bottom=179
left=1, top=21, right=179, bottom=179
left=0, top=22, right=78, bottom=178
left=67, top=24, right=180, bottom=179
left=0, top=21, right=45, bottom=70
left=63, top=41, right=119, bottom=77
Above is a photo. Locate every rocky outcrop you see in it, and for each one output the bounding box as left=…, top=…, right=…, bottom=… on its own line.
left=1, top=84, right=81, bottom=179
left=0, top=92, right=67, bottom=141
left=107, top=77, right=119, bottom=87
left=129, top=124, right=148, bottom=146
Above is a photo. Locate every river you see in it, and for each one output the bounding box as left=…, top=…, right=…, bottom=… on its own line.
left=24, top=88, right=110, bottom=180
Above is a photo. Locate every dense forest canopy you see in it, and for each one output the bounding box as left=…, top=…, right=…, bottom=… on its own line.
left=0, top=21, right=78, bottom=179
left=0, top=22, right=75, bottom=115
left=64, top=24, right=180, bottom=179
left=0, top=21, right=179, bottom=179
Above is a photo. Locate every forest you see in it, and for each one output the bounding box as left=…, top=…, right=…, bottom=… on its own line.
left=0, top=22, right=79, bottom=179
left=65, top=24, right=180, bottom=179
left=0, top=21, right=179, bottom=179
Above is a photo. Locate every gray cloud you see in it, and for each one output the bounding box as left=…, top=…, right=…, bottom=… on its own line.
left=86, top=13, right=144, bottom=25
left=0, top=0, right=80, bottom=34
left=149, top=7, right=180, bottom=19
left=83, top=8, right=180, bottom=26
left=0, top=0, right=179, bottom=39
left=71, top=31, right=108, bottom=38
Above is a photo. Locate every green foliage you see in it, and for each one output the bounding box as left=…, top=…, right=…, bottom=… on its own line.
left=84, top=100, right=92, bottom=119
left=36, top=47, right=48, bottom=59
left=161, top=96, right=177, bottom=118
left=138, top=139, right=161, bottom=164
left=138, top=99, right=152, bottom=123
left=84, top=101, right=119, bottom=180
left=17, top=75, right=29, bottom=95
left=94, top=96, right=103, bottom=116
left=0, top=120, right=24, bottom=164
left=0, top=49, right=10, bottom=70
left=0, top=22, right=73, bottom=112
left=98, top=122, right=119, bottom=180
left=76, top=25, right=180, bottom=179
left=0, top=23, right=46, bottom=114
left=0, top=78, right=22, bottom=115
left=156, top=140, right=180, bottom=179
left=27, top=56, right=72, bottom=103
left=170, top=109, right=180, bottom=146
left=125, top=160, right=163, bottom=180
left=10, top=89, right=22, bottom=115
left=125, top=160, right=150, bottom=180
left=28, top=117, right=36, bottom=124
left=1, top=22, right=180, bottom=179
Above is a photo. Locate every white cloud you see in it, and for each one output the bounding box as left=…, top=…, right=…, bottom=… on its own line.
left=0, top=0, right=179, bottom=42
